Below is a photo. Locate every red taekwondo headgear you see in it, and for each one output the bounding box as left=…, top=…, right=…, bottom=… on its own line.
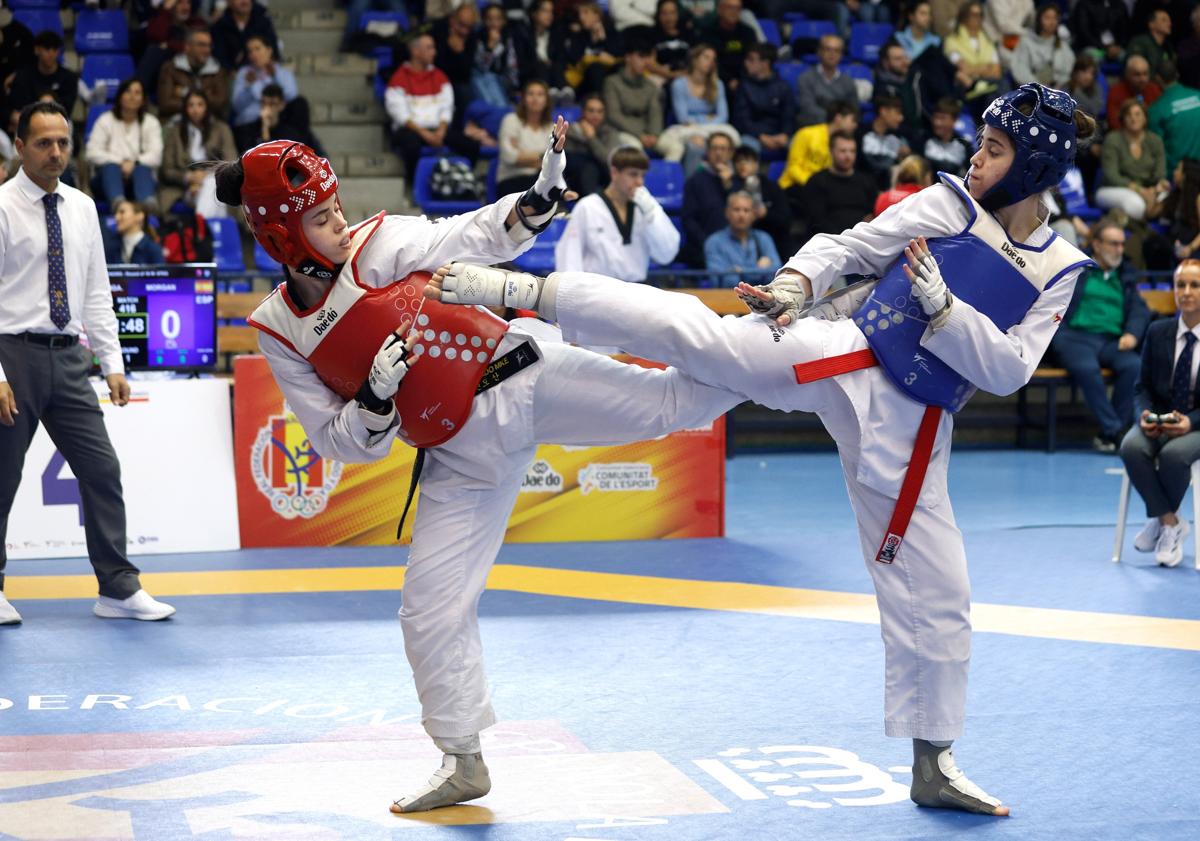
left=239, top=140, right=340, bottom=279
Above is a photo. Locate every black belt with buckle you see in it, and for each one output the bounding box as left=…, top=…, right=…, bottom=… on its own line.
left=18, top=332, right=78, bottom=348
left=475, top=341, right=540, bottom=394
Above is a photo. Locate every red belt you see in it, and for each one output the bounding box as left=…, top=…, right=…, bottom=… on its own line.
left=793, top=351, right=943, bottom=564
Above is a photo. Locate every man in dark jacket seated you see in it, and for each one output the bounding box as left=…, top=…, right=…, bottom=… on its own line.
left=680, top=130, right=736, bottom=267
left=1118, top=259, right=1200, bottom=567
left=730, top=43, right=795, bottom=159
left=1050, top=221, right=1152, bottom=451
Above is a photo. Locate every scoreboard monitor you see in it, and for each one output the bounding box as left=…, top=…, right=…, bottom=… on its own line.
left=108, top=264, right=218, bottom=372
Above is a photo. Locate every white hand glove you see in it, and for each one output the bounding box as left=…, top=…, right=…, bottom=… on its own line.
left=441, top=262, right=541, bottom=309
left=632, top=185, right=659, bottom=216
left=531, top=129, right=567, bottom=203
left=736, top=274, right=806, bottom=324
left=906, top=238, right=950, bottom=317
left=367, top=331, right=413, bottom=401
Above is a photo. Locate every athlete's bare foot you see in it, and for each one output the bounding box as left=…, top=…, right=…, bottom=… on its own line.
left=910, top=740, right=1009, bottom=817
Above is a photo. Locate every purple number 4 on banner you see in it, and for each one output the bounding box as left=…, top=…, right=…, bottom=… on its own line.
left=42, top=450, right=83, bottom=526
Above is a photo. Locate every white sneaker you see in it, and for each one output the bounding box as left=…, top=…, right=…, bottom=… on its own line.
left=0, top=593, right=22, bottom=625
left=93, top=589, right=176, bottom=620
left=1155, top=520, right=1190, bottom=568
left=1133, top=518, right=1163, bottom=553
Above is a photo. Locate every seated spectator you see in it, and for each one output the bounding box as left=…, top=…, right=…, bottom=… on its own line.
left=1107, top=55, right=1163, bottom=132
left=1097, top=99, right=1169, bottom=222
left=661, top=44, right=739, bottom=166
left=433, top=2, right=480, bottom=122
left=942, top=2, right=1002, bottom=115
left=778, top=100, right=859, bottom=190
left=921, top=96, right=972, bottom=176
left=697, top=0, right=758, bottom=88
left=1128, top=8, right=1175, bottom=82
left=982, top=0, right=1033, bottom=67
left=603, top=45, right=664, bottom=154
left=496, top=80, right=554, bottom=196
left=1118, top=259, right=1200, bottom=567
left=731, top=43, right=794, bottom=157
left=648, top=0, right=694, bottom=83
left=6, top=31, right=78, bottom=119
left=1148, top=61, right=1200, bottom=176
left=1066, top=53, right=1106, bottom=196
left=1180, top=5, right=1200, bottom=90
left=211, top=0, right=281, bottom=71
left=895, top=1, right=941, bottom=61
left=565, top=1, right=624, bottom=97
left=680, top=130, right=737, bottom=267
left=555, top=145, right=680, bottom=282
left=565, top=93, right=640, bottom=195
left=473, top=3, right=523, bottom=107
left=0, top=14, right=34, bottom=120
left=234, top=83, right=326, bottom=156
left=796, top=34, right=858, bottom=129
left=158, top=26, right=232, bottom=120
left=1070, top=0, right=1129, bottom=66
left=800, top=131, right=878, bottom=236
left=160, top=88, right=237, bottom=218
left=704, top=190, right=781, bottom=287
left=731, top=143, right=792, bottom=258
left=1050, top=221, right=1149, bottom=452
left=875, top=40, right=922, bottom=141
left=137, top=0, right=206, bottom=96
left=385, top=33, right=482, bottom=181
left=515, top=0, right=570, bottom=93
left=874, top=153, right=932, bottom=216
left=231, top=35, right=299, bottom=128
left=857, top=95, right=910, bottom=189
left=1010, top=3, right=1074, bottom=89
left=1169, top=159, right=1200, bottom=260
left=86, top=79, right=163, bottom=210
left=102, top=199, right=164, bottom=265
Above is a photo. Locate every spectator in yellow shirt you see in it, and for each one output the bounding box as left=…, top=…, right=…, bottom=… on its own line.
left=779, top=101, right=858, bottom=225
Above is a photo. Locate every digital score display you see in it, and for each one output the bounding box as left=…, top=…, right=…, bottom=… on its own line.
left=108, top=264, right=218, bottom=371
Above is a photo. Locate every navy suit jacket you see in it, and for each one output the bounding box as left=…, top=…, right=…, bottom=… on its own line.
left=1134, top=316, right=1200, bottom=426
left=102, top=228, right=165, bottom=265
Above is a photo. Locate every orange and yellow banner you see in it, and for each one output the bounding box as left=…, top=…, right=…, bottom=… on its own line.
left=233, top=355, right=724, bottom=547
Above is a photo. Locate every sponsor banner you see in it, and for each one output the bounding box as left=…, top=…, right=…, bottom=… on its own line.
left=234, top=354, right=724, bottom=547
left=8, top=379, right=240, bottom=559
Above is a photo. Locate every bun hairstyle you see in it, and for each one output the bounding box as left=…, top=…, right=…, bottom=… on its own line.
left=207, top=159, right=246, bottom=207
left=1072, top=109, right=1098, bottom=144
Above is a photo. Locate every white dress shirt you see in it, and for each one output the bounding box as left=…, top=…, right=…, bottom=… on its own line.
left=554, top=191, right=680, bottom=282
left=0, top=168, right=124, bottom=380
left=1174, top=318, right=1200, bottom=394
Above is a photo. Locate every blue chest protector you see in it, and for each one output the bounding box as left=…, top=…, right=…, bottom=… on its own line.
left=851, top=173, right=1094, bottom=412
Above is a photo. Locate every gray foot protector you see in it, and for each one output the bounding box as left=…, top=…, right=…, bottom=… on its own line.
left=797, top=278, right=879, bottom=322
left=391, top=753, right=492, bottom=813
left=910, top=739, right=1006, bottom=816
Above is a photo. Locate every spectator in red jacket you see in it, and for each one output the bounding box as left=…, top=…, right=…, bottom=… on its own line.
left=1107, top=54, right=1163, bottom=131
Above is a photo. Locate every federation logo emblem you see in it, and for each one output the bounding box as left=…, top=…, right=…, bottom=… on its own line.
left=250, top=404, right=342, bottom=518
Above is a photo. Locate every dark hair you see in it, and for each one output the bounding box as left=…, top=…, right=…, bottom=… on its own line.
left=262, top=83, right=285, bottom=101
left=114, top=198, right=157, bottom=239
left=825, top=100, right=859, bottom=122
left=933, top=97, right=961, bottom=118
left=212, top=159, right=246, bottom=206
left=1034, top=3, right=1061, bottom=47
left=609, top=145, right=650, bottom=171
left=178, top=88, right=213, bottom=144
left=955, top=1, right=983, bottom=29
left=706, top=130, right=735, bottom=150
left=1160, top=59, right=1180, bottom=86
left=733, top=144, right=760, bottom=162
left=874, top=95, right=903, bottom=113
left=112, top=78, right=147, bottom=123
left=516, top=79, right=552, bottom=127
left=32, top=29, right=64, bottom=51
left=829, top=129, right=857, bottom=148
left=582, top=92, right=605, bottom=109
left=16, top=100, right=70, bottom=142
left=745, top=42, right=777, bottom=64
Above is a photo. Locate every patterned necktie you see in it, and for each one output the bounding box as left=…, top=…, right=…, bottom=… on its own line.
left=43, top=193, right=70, bottom=330
left=1172, top=331, right=1197, bottom=413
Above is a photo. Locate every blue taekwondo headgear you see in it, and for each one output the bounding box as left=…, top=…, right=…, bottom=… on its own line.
left=973, top=83, right=1079, bottom=211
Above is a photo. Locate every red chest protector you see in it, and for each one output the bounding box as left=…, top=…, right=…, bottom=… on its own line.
left=248, top=213, right=509, bottom=448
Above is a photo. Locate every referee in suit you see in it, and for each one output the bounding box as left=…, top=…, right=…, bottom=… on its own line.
left=0, top=102, right=175, bottom=624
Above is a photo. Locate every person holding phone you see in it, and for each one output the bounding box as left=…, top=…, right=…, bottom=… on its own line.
left=1119, top=258, right=1200, bottom=567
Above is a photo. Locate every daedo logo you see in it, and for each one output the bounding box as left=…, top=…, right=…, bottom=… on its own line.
left=250, top=405, right=342, bottom=518
left=313, top=307, right=338, bottom=335
left=521, top=459, right=564, bottom=493
left=1000, top=240, right=1027, bottom=268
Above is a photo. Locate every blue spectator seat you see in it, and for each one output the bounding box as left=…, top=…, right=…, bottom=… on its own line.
left=254, top=240, right=283, bottom=274
left=359, top=10, right=409, bottom=35
left=412, top=156, right=483, bottom=216
left=790, top=20, right=837, bottom=62
left=9, top=0, right=58, bottom=8
left=512, top=217, right=566, bottom=274
left=767, top=160, right=785, bottom=183
left=849, top=22, right=894, bottom=65
left=464, top=100, right=512, bottom=138
left=645, top=159, right=684, bottom=212
left=74, top=10, right=130, bottom=54
left=759, top=19, right=782, bottom=48
left=955, top=111, right=977, bottom=142
left=83, top=103, right=107, bottom=141
left=81, top=53, right=135, bottom=103
left=13, top=9, right=63, bottom=37
left=1058, top=167, right=1102, bottom=222
left=776, top=62, right=805, bottom=91
left=207, top=217, right=245, bottom=272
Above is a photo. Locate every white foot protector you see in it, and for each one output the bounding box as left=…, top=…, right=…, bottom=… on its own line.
left=910, top=740, right=1006, bottom=816
left=441, top=263, right=541, bottom=310
left=390, top=752, right=491, bottom=813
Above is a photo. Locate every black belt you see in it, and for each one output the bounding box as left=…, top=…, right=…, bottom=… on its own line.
left=14, top=332, right=78, bottom=348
